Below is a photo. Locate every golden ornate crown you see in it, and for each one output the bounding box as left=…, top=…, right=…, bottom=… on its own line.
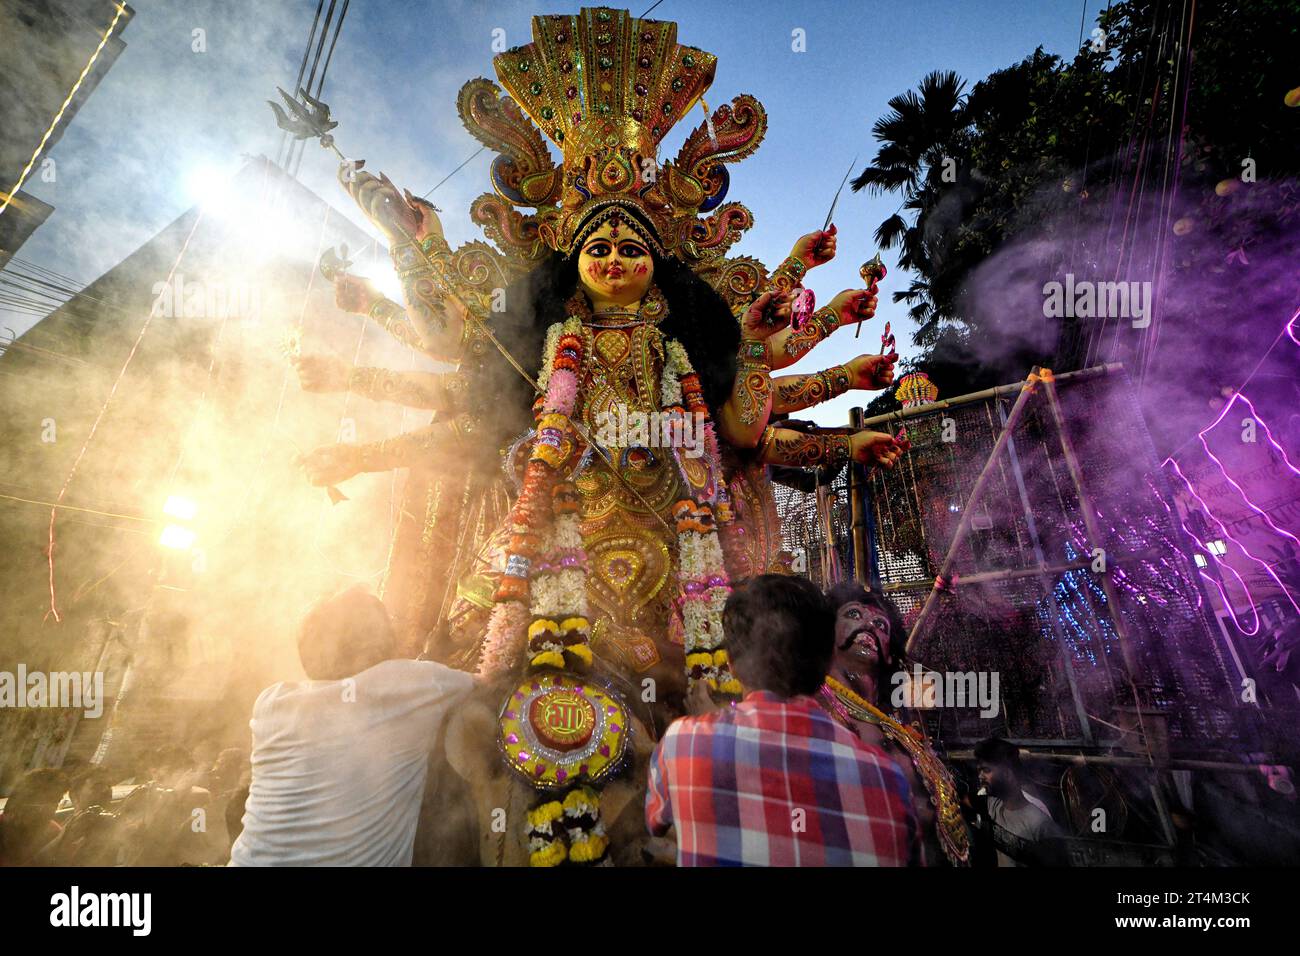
left=457, top=6, right=767, bottom=263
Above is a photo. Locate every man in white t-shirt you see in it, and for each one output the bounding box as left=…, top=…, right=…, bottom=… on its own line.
left=974, top=736, right=1065, bottom=867
left=229, top=586, right=474, bottom=866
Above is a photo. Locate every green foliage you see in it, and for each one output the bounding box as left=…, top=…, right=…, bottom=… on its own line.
left=856, top=0, right=1300, bottom=412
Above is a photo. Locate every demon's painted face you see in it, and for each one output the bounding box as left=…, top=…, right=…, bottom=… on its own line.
left=576, top=216, right=654, bottom=307
left=832, top=600, right=891, bottom=676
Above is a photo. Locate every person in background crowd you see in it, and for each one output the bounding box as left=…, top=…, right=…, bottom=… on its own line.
left=973, top=736, right=1066, bottom=866
left=230, top=585, right=475, bottom=866
left=223, top=786, right=250, bottom=862
left=646, top=573, right=918, bottom=866
left=207, top=748, right=250, bottom=796
left=0, top=768, right=68, bottom=866
left=203, top=748, right=251, bottom=865
left=70, top=767, right=115, bottom=813
left=817, top=582, right=971, bottom=866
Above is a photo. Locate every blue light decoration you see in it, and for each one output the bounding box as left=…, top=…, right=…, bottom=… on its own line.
left=1036, top=540, right=1118, bottom=667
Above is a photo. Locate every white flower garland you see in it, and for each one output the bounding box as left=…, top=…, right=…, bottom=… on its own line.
left=529, top=514, right=589, bottom=620
left=660, top=344, right=684, bottom=407
left=663, top=338, right=739, bottom=693
left=536, top=321, right=565, bottom=393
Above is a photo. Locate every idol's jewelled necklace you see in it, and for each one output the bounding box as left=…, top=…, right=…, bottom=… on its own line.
left=588, top=306, right=648, bottom=329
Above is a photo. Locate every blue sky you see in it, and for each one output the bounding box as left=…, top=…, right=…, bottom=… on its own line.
left=13, top=0, right=1098, bottom=421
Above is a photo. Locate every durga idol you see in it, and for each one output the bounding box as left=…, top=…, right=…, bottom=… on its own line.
left=291, top=6, right=908, bottom=864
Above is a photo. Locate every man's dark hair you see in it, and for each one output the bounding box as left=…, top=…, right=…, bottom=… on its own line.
left=298, top=585, right=396, bottom=680
left=974, top=736, right=1022, bottom=772
left=723, top=574, right=834, bottom=698
left=825, top=581, right=909, bottom=669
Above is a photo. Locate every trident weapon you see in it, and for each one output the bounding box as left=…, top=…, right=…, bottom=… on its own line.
left=268, top=87, right=343, bottom=159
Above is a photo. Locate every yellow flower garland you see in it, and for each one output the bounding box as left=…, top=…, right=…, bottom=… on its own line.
left=527, top=800, right=564, bottom=827
left=530, top=841, right=567, bottom=867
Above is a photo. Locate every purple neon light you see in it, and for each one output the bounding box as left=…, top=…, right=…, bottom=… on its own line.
left=1150, top=469, right=1263, bottom=634
left=1162, top=457, right=1300, bottom=616
left=1200, top=567, right=1261, bottom=637
left=1230, top=392, right=1300, bottom=481
left=1194, top=398, right=1300, bottom=550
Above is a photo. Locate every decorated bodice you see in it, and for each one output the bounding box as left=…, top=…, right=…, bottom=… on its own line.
left=578, top=322, right=665, bottom=425
left=574, top=320, right=683, bottom=521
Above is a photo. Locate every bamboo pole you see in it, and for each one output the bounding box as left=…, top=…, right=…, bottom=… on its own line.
left=860, top=363, right=1122, bottom=432
left=879, top=547, right=1175, bottom=592
left=904, top=368, right=1046, bottom=655
left=946, top=749, right=1266, bottom=773
left=848, top=406, right=869, bottom=583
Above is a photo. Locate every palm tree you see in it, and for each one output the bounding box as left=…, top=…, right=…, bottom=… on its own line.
left=852, top=71, right=970, bottom=338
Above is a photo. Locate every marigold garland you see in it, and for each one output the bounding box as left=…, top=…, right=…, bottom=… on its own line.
left=481, top=318, right=593, bottom=680
left=664, top=343, right=737, bottom=694
left=523, top=787, right=608, bottom=866
left=525, top=797, right=568, bottom=866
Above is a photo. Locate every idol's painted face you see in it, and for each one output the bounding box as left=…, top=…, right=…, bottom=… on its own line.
left=576, top=217, right=654, bottom=306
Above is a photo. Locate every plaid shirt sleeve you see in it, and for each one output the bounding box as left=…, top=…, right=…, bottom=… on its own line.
left=645, top=732, right=674, bottom=836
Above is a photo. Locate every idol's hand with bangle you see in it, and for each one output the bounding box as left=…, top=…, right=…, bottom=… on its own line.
left=723, top=291, right=791, bottom=442
left=847, top=350, right=899, bottom=391
left=826, top=285, right=880, bottom=329
left=293, top=354, right=352, bottom=393
left=788, top=224, right=837, bottom=271
left=298, top=444, right=361, bottom=486
left=740, top=289, right=795, bottom=341
left=850, top=429, right=911, bottom=469
left=333, top=274, right=381, bottom=315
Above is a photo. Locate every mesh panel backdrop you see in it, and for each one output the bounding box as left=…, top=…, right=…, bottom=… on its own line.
left=784, top=365, right=1261, bottom=758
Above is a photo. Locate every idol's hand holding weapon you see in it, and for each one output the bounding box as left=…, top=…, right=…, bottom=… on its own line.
left=846, top=350, right=899, bottom=391
left=855, top=254, right=887, bottom=338
left=788, top=224, right=838, bottom=271
left=850, top=429, right=910, bottom=469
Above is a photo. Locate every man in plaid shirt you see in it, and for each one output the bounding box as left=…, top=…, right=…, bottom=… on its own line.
left=647, top=574, right=918, bottom=866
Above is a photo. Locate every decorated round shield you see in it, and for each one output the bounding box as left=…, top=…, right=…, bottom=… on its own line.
left=498, top=672, right=630, bottom=790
